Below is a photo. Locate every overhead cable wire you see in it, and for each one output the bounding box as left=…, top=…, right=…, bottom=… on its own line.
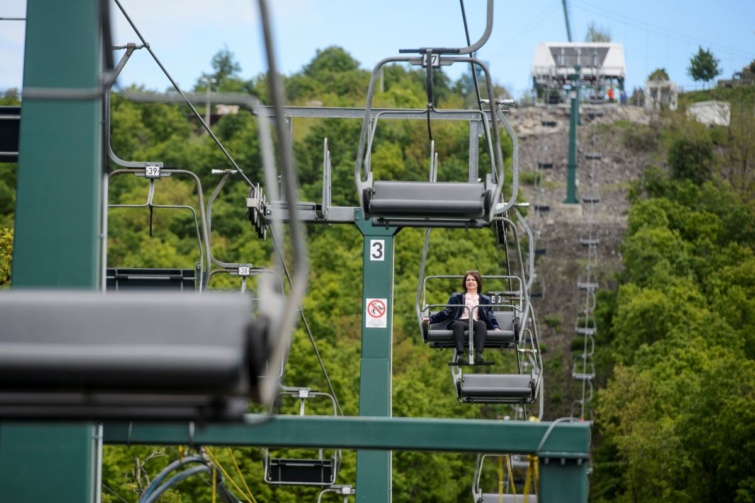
left=570, top=0, right=752, bottom=59
left=112, top=0, right=253, bottom=187
left=485, top=1, right=561, bottom=58
left=205, top=448, right=257, bottom=503
left=269, top=228, right=344, bottom=417
left=101, top=483, right=130, bottom=503
left=227, top=447, right=257, bottom=503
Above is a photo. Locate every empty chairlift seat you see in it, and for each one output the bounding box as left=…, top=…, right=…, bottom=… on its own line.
left=264, top=388, right=341, bottom=487
left=266, top=458, right=338, bottom=487
left=458, top=373, right=536, bottom=402
left=106, top=267, right=196, bottom=291
left=365, top=181, right=491, bottom=227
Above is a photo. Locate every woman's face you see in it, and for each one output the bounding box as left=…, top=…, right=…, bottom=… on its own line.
left=465, top=274, right=479, bottom=292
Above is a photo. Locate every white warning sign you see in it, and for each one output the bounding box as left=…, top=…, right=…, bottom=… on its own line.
left=365, top=298, right=387, bottom=328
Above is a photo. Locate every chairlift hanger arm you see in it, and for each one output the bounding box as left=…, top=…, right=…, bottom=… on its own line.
left=398, top=0, right=494, bottom=55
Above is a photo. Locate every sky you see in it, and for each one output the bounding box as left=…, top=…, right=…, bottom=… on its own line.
left=1, top=0, right=753, bottom=100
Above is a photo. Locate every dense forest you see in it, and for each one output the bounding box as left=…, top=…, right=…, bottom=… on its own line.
left=1, top=46, right=754, bottom=503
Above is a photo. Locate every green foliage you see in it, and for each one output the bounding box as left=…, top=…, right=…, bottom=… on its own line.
left=668, top=134, right=714, bottom=185
left=585, top=21, right=611, bottom=42
left=543, top=313, right=562, bottom=331
left=595, top=152, right=755, bottom=501
left=647, top=68, right=670, bottom=81
left=0, top=228, right=12, bottom=287
left=518, top=170, right=541, bottom=186
left=0, top=165, right=16, bottom=228
left=688, top=47, right=722, bottom=87
left=196, top=48, right=248, bottom=93
left=622, top=123, right=659, bottom=152
left=286, top=46, right=369, bottom=104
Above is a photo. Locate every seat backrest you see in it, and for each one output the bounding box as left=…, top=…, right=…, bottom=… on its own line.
left=494, top=310, right=516, bottom=331
left=369, top=181, right=486, bottom=218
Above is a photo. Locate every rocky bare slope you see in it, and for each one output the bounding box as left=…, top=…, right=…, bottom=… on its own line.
left=506, top=103, right=654, bottom=417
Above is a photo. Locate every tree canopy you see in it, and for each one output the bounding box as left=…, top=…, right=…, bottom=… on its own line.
left=585, top=21, right=611, bottom=42
left=647, top=68, right=670, bottom=82
left=688, top=47, right=722, bottom=87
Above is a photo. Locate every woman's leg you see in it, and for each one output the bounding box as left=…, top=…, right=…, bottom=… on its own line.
left=450, top=320, right=468, bottom=354
left=473, top=320, right=488, bottom=354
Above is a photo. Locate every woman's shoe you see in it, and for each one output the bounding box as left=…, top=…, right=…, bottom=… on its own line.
left=474, top=352, right=484, bottom=364
left=455, top=353, right=465, bottom=364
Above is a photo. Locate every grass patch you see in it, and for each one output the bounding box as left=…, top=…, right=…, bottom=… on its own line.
left=519, top=171, right=541, bottom=186
left=543, top=314, right=562, bottom=331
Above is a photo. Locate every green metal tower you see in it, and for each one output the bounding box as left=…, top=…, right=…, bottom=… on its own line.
left=564, top=65, right=581, bottom=204
left=0, top=0, right=103, bottom=500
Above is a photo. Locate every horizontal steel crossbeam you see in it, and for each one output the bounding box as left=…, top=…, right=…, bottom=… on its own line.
left=103, top=415, right=590, bottom=460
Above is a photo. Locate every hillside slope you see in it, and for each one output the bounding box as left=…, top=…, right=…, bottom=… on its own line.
left=508, top=104, right=654, bottom=417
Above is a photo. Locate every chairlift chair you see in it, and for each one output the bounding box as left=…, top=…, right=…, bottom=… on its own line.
left=0, top=291, right=269, bottom=421
left=106, top=267, right=197, bottom=292
left=415, top=212, right=543, bottom=405
left=577, top=277, right=598, bottom=292
left=579, top=236, right=600, bottom=247
left=264, top=387, right=342, bottom=487
left=571, top=354, right=595, bottom=381
left=355, top=1, right=515, bottom=229
left=108, top=167, right=209, bottom=291
left=418, top=274, right=541, bottom=405
left=574, top=313, right=597, bottom=336
left=529, top=273, right=545, bottom=300
left=581, top=194, right=601, bottom=204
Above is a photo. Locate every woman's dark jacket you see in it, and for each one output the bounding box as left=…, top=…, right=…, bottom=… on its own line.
left=428, top=292, right=500, bottom=330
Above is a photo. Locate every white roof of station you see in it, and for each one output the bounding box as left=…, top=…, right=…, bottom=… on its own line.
left=531, top=43, right=626, bottom=80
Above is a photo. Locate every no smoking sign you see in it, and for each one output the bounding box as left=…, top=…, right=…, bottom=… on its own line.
left=365, top=298, right=387, bottom=328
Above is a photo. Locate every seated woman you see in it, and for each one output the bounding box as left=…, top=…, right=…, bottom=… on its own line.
left=423, top=270, right=501, bottom=364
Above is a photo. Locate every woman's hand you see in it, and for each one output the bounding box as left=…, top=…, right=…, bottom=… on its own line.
left=422, top=317, right=430, bottom=324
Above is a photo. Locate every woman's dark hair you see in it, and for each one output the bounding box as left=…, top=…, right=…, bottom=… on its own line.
left=462, top=270, right=483, bottom=293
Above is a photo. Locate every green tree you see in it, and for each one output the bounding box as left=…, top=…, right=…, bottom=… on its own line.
left=286, top=46, right=369, bottom=103
left=197, top=47, right=247, bottom=92
left=668, top=135, right=714, bottom=185
left=585, top=21, right=611, bottom=42
left=0, top=89, right=20, bottom=104
left=647, top=68, right=669, bottom=81
left=688, top=46, right=722, bottom=88
left=0, top=228, right=12, bottom=287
